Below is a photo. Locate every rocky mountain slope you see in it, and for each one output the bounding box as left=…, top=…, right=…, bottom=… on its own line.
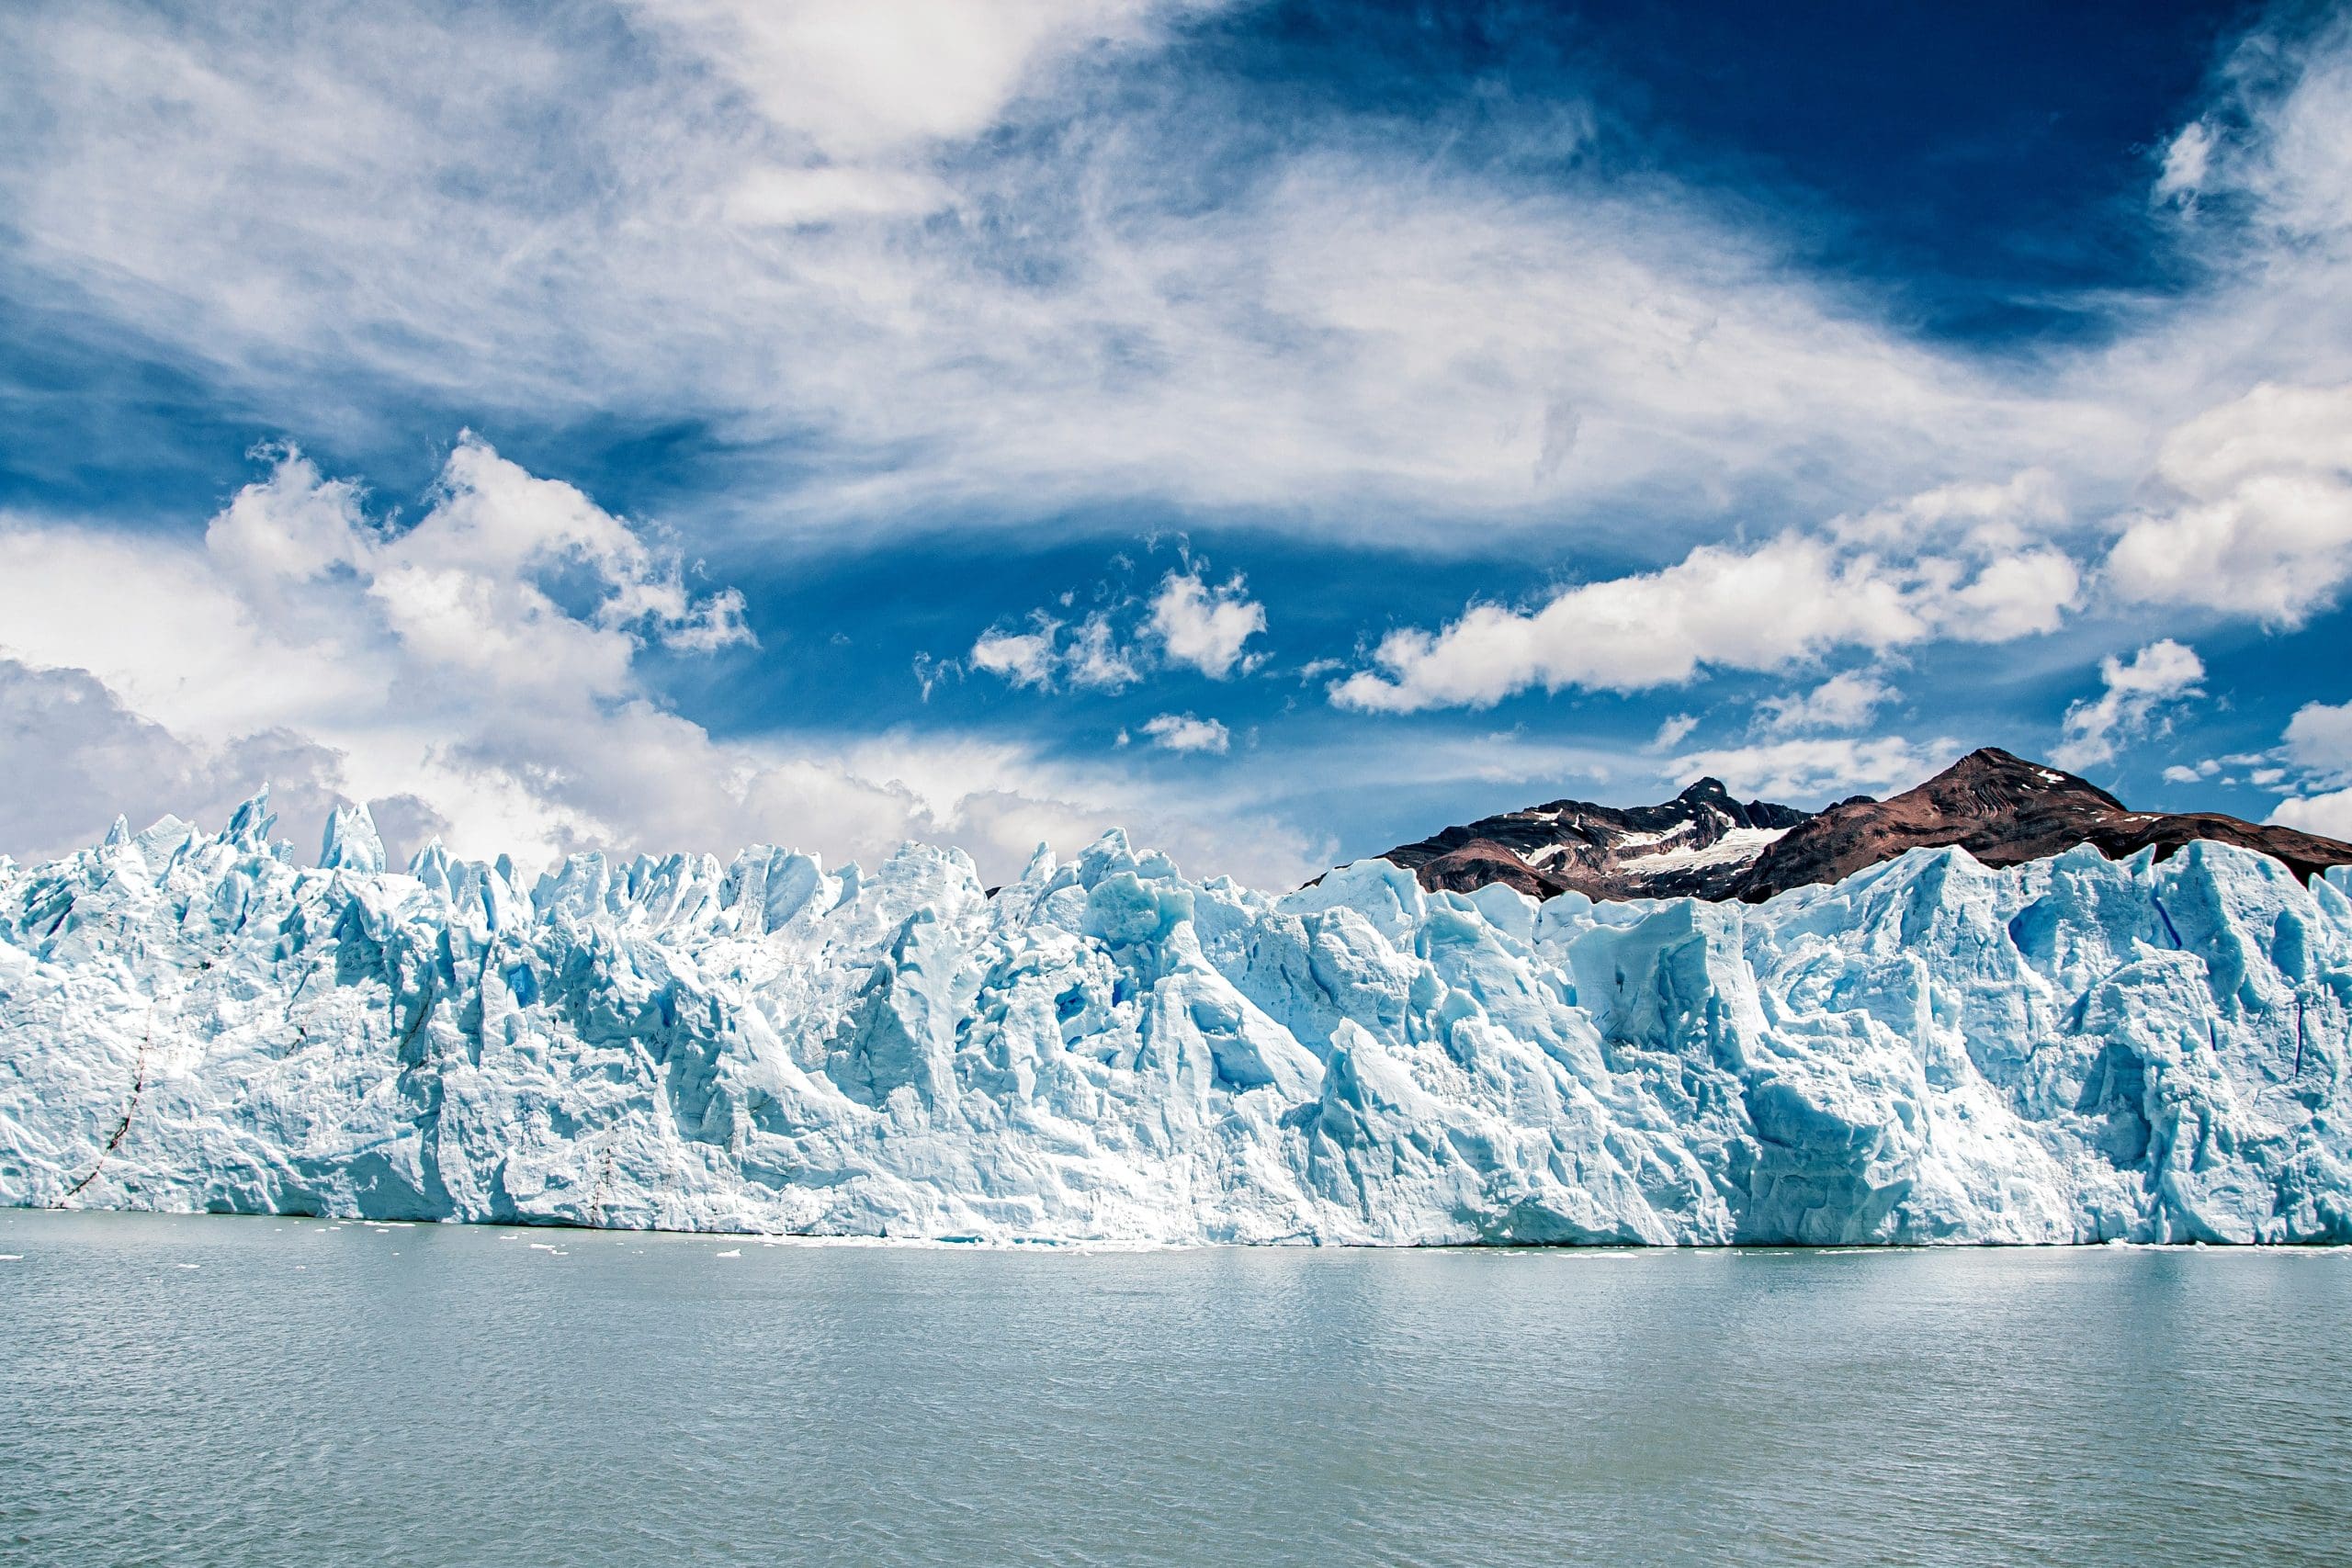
left=1377, top=748, right=2352, bottom=903
left=1379, top=777, right=1809, bottom=901
left=5, top=791, right=2351, bottom=1245
left=1737, top=747, right=2352, bottom=899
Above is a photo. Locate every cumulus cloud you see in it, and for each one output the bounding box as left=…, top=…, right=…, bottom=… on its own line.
left=1313, top=9, right=2352, bottom=722
left=1662, top=736, right=1957, bottom=804
left=2052, top=640, right=2206, bottom=772
left=1148, top=571, right=1267, bottom=680
left=1829, top=468, right=2069, bottom=551
left=0, top=444, right=1322, bottom=886
left=969, top=623, right=1061, bottom=689
left=2272, top=791, right=2352, bottom=839
left=1756, top=671, right=1896, bottom=735
left=2103, top=383, right=2352, bottom=625
left=967, top=564, right=1261, bottom=694
left=1329, top=513, right=2073, bottom=714
left=2264, top=699, right=2352, bottom=840
left=1139, top=712, right=1230, bottom=753
left=0, top=658, right=340, bottom=864
left=2282, top=698, right=2352, bottom=783
left=967, top=611, right=1143, bottom=694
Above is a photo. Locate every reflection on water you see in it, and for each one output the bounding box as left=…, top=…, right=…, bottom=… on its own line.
left=4, top=1212, right=2347, bottom=1567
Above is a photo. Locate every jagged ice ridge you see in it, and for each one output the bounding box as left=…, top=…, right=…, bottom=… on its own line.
left=4, top=792, right=2350, bottom=1245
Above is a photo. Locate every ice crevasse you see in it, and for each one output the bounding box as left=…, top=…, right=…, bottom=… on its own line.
left=3, top=791, right=2349, bottom=1246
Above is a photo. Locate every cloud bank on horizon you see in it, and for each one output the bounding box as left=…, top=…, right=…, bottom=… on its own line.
left=2, top=0, right=2351, bottom=886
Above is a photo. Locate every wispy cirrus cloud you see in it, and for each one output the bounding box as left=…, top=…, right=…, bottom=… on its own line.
left=0, top=0, right=2132, bottom=545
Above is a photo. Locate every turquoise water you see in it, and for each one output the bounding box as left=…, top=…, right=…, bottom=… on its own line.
left=3, top=1212, right=2348, bottom=1566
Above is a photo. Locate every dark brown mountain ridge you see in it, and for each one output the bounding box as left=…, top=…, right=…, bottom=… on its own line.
left=1372, top=746, right=2352, bottom=904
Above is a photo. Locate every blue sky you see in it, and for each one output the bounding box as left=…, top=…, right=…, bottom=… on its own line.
left=3, top=0, right=2351, bottom=886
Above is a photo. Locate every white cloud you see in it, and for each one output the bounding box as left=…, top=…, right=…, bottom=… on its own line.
left=723, top=165, right=959, bottom=228
left=1329, top=515, right=2073, bottom=714
left=1829, top=468, right=2068, bottom=551
left=2265, top=699, right=2352, bottom=836
left=2154, top=119, right=2216, bottom=207
left=1756, top=671, right=1895, bottom=735
left=2162, top=764, right=2203, bottom=784
left=1065, top=614, right=1139, bottom=691
left=968, top=564, right=1279, bottom=691
left=3, top=2, right=2349, bottom=578
left=1663, top=736, right=1957, bottom=804
left=1148, top=571, right=1266, bottom=680
left=2052, top=639, right=2206, bottom=772
left=1650, top=713, right=1698, bottom=750
left=1332, top=536, right=1906, bottom=712
left=970, top=623, right=1061, bottom=689
left=2187, top=16, right=2352, bottom=245
left=1939, top=549, right=2084, bottom=641
left=967, top=601, right=1147, bottom=695
left=8, top=5, right=2352, bottom=881
left=0, top=445, right=1320, bottom=886
left=1139, top=712, right=1229, bottom=754
left=621, top=0, right=1193, bottom=156
left=2271, top=787, right=2352, bottom=840
left=0, top=2, right=2134, bottom=541
left=2282, top=698, right=2352, bottom=783
left=966, top=564, right=1264, bottom=695
left=0, top=657, right=354, bottom=866
left=2103, top=382, right=2352, bottom=625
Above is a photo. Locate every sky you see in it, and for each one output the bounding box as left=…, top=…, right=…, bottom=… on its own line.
left=3, top=0, right=2352, bottom=889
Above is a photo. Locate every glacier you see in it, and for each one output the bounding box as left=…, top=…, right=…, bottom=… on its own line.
left=3, top=792, right=2349, bottom=1246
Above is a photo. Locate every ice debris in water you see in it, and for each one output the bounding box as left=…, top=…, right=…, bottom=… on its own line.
left=4, top=790, right=2352, bottom=1246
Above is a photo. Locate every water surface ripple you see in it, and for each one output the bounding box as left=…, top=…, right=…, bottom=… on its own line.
left=3, top=1213, right=2346, bottom=1566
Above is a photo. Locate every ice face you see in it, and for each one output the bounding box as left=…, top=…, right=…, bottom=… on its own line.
left=2, top=796, right=2347, bottom=1245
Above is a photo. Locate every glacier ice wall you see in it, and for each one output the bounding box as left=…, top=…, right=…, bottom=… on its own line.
left=4, top=794, right=2350, bottom=1245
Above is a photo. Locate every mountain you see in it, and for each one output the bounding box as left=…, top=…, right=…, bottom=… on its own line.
left=1378, top=776, right=1811, bottom=901
left=1375, top=748, right=2352, bottom=903
left=5, top=792, right=2350, bottom=1246
left=1736, top=747, right=2352, bottom=899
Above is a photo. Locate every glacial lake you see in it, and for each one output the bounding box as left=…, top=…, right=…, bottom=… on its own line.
left=3, top=1213, right=2348, bottom=1567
